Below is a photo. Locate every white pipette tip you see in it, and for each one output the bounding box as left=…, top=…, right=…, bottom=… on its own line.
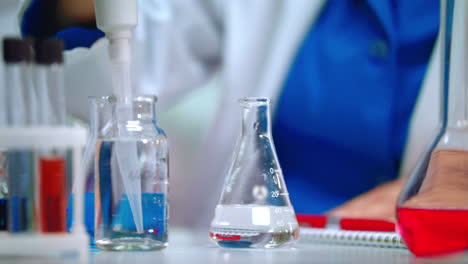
left=94, top=0, right=142, bottom=234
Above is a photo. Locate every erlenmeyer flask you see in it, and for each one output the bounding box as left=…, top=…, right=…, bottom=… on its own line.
left=397, top=0, right=468, bottom=256
left=94, top=95, right=169, bottom=251
left=209, top=97, right=299, bottom=248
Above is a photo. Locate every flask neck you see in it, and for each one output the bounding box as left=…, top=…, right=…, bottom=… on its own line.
left=240, top=98, right=271, bottom=137
left=446, top=0, right=468, bottom=129
left=112, top=96, right=158, bottom=122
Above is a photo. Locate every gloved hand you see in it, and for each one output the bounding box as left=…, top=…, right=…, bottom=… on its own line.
left=21, top=0, right=103, bottom=50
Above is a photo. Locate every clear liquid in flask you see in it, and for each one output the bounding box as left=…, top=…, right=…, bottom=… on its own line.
left=210, top=98, right=299, bottom=249
left=209, top=204, right=299, bottom=248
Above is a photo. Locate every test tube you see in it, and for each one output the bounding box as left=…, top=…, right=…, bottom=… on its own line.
left=0, top=154, right=6, bottom=231
left=3, top=38, right=36, bottom=232
left=0, top=39, right=7, bottom=231
left=34, top=39, right=67, bottom=233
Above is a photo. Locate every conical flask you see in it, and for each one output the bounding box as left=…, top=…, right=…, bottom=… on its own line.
left=209, top=97, right=299, bottom=248
left=397, top=0, right=468, bottom=256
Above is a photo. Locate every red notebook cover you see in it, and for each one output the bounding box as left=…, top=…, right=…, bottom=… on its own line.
left=296, top=214, right=395, bottom=232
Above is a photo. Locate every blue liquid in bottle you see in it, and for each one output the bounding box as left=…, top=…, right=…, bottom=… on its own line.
left=67, top=192, right=95, bottom=245
left=95, top=140, right=168, bottom=251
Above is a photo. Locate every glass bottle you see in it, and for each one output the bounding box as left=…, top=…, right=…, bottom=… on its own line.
left=209, top=97, right=299, bottom=249
left=94, top=95, right=169, bottom=251
left=397, top=0, right=468, bottom=256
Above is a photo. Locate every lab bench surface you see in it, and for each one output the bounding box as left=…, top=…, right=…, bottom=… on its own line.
left=89, top=229, right=467, bottom=264
left=2, top=229, right=468, bottom=264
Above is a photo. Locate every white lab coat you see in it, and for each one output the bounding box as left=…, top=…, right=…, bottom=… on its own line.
left=62, top=0, right=441, bottom=228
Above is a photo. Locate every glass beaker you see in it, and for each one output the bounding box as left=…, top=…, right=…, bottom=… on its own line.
left=94, top=95, right=169, bottom=251
left=209, top=97, right=299, bottom=249
left=397, top=0, right=468, bottom=256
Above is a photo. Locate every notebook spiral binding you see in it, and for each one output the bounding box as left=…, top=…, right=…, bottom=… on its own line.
left=300, top=228, right=407, bottom=249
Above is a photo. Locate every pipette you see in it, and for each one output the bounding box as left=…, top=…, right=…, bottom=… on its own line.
left=94, top=0, right=143, bottom=234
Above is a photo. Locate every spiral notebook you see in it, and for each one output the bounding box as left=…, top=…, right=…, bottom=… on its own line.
left=297, top=214, right=407, bottom=249
left=300, top=228, right=407, bottom=249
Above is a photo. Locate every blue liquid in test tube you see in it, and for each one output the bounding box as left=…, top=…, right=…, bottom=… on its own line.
left=0, top=199, right=7, bottom=230
left=7, top=151, right=34, bottom=232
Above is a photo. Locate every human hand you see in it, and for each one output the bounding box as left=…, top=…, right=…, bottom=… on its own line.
left=22, top=0, right=97, bottom=38
left=328, top=178, right=405, bottom=222
left=58, top=0, right=95, bottom=24
left=402, top=149, right=468, bottom=209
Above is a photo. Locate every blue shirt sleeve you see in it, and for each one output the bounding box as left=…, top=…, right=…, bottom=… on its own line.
left=273, top=0, right=439, bottom=213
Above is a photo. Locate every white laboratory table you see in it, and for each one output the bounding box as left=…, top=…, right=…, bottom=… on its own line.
left=90, top=229, right=468, bottom=264
left=2, top=229, right=468, bottom=264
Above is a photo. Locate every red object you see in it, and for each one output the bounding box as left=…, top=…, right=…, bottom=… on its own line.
left=340, top=218, right=395, bottom=232
left=209, top=232, right=241, bottom=241
left=296, top=214, right=327, bottom=228
left=39, top=156, right=67, bottom=233
left=398, top=207, right=468, bottom=257
left=296, top=213, right=395, bottom=232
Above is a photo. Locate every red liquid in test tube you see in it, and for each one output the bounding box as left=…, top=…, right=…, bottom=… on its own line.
left=39, top=155, right=67, bottom=233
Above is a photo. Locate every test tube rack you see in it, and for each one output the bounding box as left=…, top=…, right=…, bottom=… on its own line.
left=0, top=126, right=88, bottom=261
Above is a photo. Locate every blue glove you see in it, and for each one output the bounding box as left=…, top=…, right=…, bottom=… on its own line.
left=55, top=27, right=104, bottom=50
left=21, top=0, right=104, bottom=50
